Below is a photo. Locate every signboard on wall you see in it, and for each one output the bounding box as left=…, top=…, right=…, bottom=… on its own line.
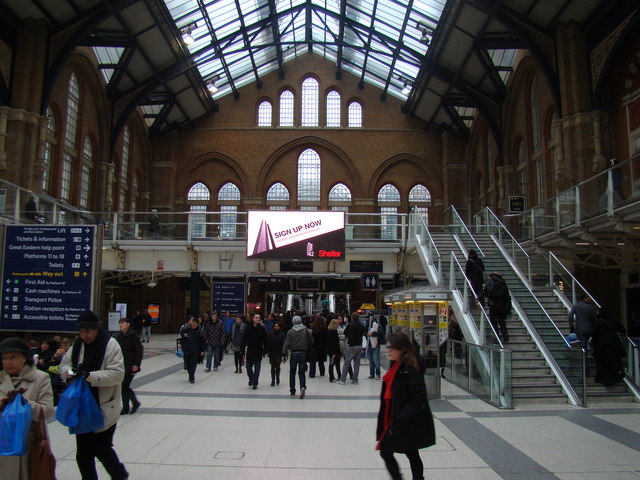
left=212, top=282, right=245, bottom=315
left=508, top=195, right=526, bottom=213
left=247, top=210, right=345, bottom=260
left=0, top=225, right=96, bottom=331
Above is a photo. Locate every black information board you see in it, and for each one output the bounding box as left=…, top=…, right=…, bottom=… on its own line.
left=1, top=225, right=96, bottom=331
left=280, top=261, right=313, bottom=272
left=212, top=282, right=245, bottom=315
left=350, top=260, right=383, bottom=273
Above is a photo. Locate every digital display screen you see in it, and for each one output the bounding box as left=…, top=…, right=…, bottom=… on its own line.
left=247, top=211, right=345, bottom=260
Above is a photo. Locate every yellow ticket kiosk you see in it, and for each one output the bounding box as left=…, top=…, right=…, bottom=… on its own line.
left=384, top=286, right=449, bottom=399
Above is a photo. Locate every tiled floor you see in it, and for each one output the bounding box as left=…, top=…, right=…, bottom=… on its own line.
left=48, top=334, right=640, bottom=479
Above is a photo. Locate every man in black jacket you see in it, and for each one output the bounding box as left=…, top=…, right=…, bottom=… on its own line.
left=338, top=313, right=365, bottom=384
left=244, top=313, right=269, bottom=389
left=179, top=317, right=205, bottom=383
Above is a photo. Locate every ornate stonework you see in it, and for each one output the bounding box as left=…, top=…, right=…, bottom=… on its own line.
left=591, top=13, right=634, bottom=88
left=0, top=40, right=11, bottom=88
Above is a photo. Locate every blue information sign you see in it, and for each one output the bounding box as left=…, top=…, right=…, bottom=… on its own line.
left=212, top=282, right=245, bottom=315
left=1, top=225, right=96, bottom=332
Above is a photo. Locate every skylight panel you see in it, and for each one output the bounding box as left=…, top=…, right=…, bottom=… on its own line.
left=92, top=46, right=124, bottom=83
left=276, top=0, right=304, bottom=14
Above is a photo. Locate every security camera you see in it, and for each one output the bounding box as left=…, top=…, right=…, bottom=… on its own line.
left=147, top=282, right=157, bottom=288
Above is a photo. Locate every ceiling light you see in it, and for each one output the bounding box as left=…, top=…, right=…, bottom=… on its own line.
left=401, top=82, right=412, bottom=95
left=181, top=27, right=195, bottom=45
left=207, top=81, right=218, bottom=94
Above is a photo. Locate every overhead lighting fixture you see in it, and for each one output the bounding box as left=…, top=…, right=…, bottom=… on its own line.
left=401, top=82, right=412, bottom=95
left=207, top=80, right=218, bottom=94
left=181, top=26, right=195, bottom=45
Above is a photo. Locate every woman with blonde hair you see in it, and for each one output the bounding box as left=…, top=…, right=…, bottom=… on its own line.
left=376, top=333, right=435, bottom=480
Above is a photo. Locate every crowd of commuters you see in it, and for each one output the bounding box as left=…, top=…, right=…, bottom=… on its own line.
left=174, top=309, right=390, bottom=397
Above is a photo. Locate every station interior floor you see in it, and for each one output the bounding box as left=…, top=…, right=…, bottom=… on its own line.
left=47, top=334, right=640, bottom=480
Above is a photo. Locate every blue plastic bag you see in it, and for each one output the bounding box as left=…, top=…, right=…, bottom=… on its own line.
left=0, top=393, right=33, bottom=456
left=176, top=348, right=184, bottom=358
left=56, top=376, right=104, bottom=434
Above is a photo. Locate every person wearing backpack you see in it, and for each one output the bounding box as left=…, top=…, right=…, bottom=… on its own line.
left=477, top=272, right=511, bottom=343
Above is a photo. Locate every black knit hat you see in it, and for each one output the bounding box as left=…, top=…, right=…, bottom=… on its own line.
left=76, top=310, right=100, bottom=330
left=0, top=337, right=30, bottom=356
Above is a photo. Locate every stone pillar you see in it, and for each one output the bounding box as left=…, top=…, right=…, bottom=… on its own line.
left=11, top=19, right=48, bottom=113
left=0, top=106, right=9, bottom=170
left=550, top=118, right=566, bottom=192
left=554, top=22, right=611, bottom=184
left=7, top=108, right=42, bottom=189
left=103, top=161, right=115, bottom=212
left=497, top=164, right=514, bottom=213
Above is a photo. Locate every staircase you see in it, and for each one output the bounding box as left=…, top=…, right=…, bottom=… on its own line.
left=419, top=222, right=636, bottom=404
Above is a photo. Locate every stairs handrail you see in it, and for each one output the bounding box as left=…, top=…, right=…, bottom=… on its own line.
left=449, top=251, right=504, bottom=348
left=410, top=207, right=441, bottom=258
left=547, top=251, right=601, bottom=309
left=490, top=235, right=572, bottom=348
left=484, top=207, right=532, bottom=283
left=510, top=296, right=586, bottom=406
left=446, top=205, right=484, bottom=257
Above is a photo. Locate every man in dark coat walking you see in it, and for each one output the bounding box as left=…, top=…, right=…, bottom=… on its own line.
left=179, top=317, right=205, bottom=383
left=243, top=313, right=269, bottom=389
left=477, top=272, right=511, bottom=343
left=567, top=295, right=597, bottom=350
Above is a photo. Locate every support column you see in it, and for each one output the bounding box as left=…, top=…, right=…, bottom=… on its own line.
left=190, top=272, right=201, bottom=317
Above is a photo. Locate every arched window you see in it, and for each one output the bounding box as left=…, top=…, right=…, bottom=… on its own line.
left=257, top=100, right=272, bottom=127
left=348, top=101, right=362, bottom=127
left=267, top=182, right=290, bottom=210
left=301, top=77, right=319, bottom=127
left=41, top=107, right=56, bottom=193
left=378, top=184, right=400, bottom=240
left=218, top=182, right=241, bottom=238
left=326, top=90, right=341, bottom=127
left=118, top=126, right=130, bottom=211
left=328, top=183, right=352, bottom=203
left=79, top=137, right=93, bottom=209
left=188, top=182, right=210, bottom=238
left=408, top=184, right=431, bottom=224
left=279, top=90, right=294, bottom=126
left=297, top=148, right=321, bottom=206
left=530, top=77, right=541, bottom=154
left=329, top=183, right=352, bottom=237
left=517, top=141, right=527, bottom=196
left=61, top=74, right=79, bottom=202
left=131, top=175, right=139, bottom=214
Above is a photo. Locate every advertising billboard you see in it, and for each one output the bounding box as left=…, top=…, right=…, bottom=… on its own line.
left=246, top=211, right=345, bottom=260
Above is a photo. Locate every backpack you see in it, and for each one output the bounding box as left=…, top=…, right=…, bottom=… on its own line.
left=488, top=276, right=512, bottom=313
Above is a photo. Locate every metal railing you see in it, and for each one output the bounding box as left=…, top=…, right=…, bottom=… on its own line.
left=488, top=153, right=640, bottom=242
left=622, top=336, right=639, bottom=387
left=545, top=251, right=601, bottom=308
left=446, top=205, right=484, bottom=257
left=446, top=339, right=512, bottom=408
left=476, top=207, right=532, bottom=284
left=449, top=252, right=503, bottom=347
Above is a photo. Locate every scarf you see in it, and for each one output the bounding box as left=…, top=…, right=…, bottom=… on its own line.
left=71, top=327, right=110, bottom=403
left=376, top=360, right=400, bottom=450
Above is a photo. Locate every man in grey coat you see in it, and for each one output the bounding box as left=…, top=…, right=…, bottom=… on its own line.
left=282, top=315, right=312, bottom=399
left=568, top=294, right=597, bottom=350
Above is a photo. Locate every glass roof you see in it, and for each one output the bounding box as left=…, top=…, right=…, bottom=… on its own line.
left=163, top=0, right=447, bottom=100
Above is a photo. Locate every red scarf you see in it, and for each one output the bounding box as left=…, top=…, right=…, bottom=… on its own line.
left=376, top=361, right=400, bottom=450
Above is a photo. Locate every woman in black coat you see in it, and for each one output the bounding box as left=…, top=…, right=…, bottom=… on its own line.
left=326, top=318, right=342, bottom=382
left=310, top=315, right=328, bottom=378
left=268, top=322, right=286, bottom=386
left=376, top=333, right=435, bottom=480
left=465, top=249, right=485, bottom=302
